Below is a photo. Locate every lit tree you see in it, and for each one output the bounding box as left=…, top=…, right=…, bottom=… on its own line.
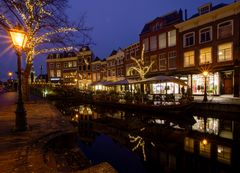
left=128, top=127, right=155, bottom=161
left=0, top=0, right=91, bottom=100
left=127, top=46, right=154, bottom=80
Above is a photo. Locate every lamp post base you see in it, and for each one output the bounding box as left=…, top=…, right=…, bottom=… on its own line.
left=203, top=95, right=208, bottom=102
left=15, top=101, right=28, bottom=131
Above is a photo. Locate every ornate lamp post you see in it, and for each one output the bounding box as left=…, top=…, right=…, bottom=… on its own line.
left=9, top=25, right=28, bottom=131
left=203, top=71, right=208, bottom=102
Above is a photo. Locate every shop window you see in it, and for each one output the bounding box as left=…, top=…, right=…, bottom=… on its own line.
left=191, top=73, right=219, bottom=95
left=184, top=137, right=194, bottom=152
left=168, top=51, right=176, bottom=69
left=199, top=27, right=212, bottom=43
left=199, top=47, right=212, bottom=64
left=168, top=30, right=176, bottom=47
left=183, top=32, right=195, bottom=47
left=218, top=20, right=233, bottom=39
left=218, top=43, right=232, bottom=62
left=217, top=145, right=231, bottom=164
left=184, top=51, right=195, bottom=67
left=159, top=54, right=167, bottom=71
left=150, top=36, right=157, bottom=51
left=159, top=33, right=166, bottom=49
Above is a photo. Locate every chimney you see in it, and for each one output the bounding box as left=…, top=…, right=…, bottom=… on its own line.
left=184, top=9, right=188, bottom=20
left=179, top=9, right=183, bottom=20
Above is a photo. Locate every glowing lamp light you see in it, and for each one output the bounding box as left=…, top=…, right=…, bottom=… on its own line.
left=203, top=71, right=209, bottom=77
left=9, top=28, right=28, bottom=49
left=202, top=139, right=208, bottom=145
left=8, top=72, right=13, bottom=77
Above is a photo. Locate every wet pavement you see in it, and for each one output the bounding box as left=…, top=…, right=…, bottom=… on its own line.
left=0, top=92, right=117, bottom=173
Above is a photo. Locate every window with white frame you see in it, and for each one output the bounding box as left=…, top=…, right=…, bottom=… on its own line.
left=218, top=43, right=232, bottom=62
left=200, top=47, right=212, bottom=64
left=159, top=53, right=167, bottom=71
left=64, top=62, right=68, bottom=68
left=50, top=70, right=54, bottom=77
left=199, top=4, right=211, bottom=15
left=168, top=30, right=176, bottom=47
left=68, top=62, right=73, bottom=68
left=168, top=51, right=176, bottom=69
left=183, top=32, right=195, bottom=47
left=56, top=63, right=61, bottom=69
left=56, top=70, right=61, bottom=77
left=200, top=27, right=212, bottom=43
left=218, top=20, right=233, bottom=39
left=159, top=33, right=166, bottom=49
left=184, top=51, right=195, bottom=67
left=143, top=38, right=149, bottom=52
left=150, top=35, right=157, bottom=51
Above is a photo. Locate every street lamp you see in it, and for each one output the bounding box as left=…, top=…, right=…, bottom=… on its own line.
left=203, top=71, right=208, bottom=102
left=9, top=25, right=28, bottom=131
left=8, top=72, right=13, bottom=79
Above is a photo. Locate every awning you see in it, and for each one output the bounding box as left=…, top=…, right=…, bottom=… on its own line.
left=106, top=79, right=136, bottom=86
left=90, top=81, right=113, bottom=86
left=133, top=75, right=188, bottom=86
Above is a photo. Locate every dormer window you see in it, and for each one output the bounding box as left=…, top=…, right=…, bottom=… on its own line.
left=198, top=3, right=212, bottom=15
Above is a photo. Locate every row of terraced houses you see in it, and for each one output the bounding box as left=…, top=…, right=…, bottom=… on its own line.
left=46, top=1, right=240, bottom=97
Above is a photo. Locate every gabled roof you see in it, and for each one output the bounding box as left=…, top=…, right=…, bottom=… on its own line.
left=140, top=10, right=183, bottom=35
left=109, top=50, right=117, bottom=56
left=93, top=56, right=101, bottom=62
left=47, top=51, right=76, bottom=59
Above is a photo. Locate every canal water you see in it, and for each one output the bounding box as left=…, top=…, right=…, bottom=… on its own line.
left=56, top=101, right=240, bottom=173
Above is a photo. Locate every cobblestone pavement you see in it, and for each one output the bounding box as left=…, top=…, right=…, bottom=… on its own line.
left=0, top=92, right=117, bottom=173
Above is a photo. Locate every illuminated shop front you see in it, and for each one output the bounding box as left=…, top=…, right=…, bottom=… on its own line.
left=189, top=72, right=220, bottom=95
left=150, top=82, right=180, bottom=94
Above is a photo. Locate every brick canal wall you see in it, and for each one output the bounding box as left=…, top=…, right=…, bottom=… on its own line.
left=192, top=102, right=240, bottom=119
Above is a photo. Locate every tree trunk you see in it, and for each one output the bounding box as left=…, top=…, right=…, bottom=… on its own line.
left=22, top=63, right=33, bottom=101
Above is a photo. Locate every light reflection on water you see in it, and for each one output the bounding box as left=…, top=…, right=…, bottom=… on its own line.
left=56, top=102, right=239, bottom=173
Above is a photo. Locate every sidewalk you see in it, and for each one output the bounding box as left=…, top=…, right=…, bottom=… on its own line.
left=193, top=94, right=240, bottom=105
left=0, top=92, right=117, bottom=173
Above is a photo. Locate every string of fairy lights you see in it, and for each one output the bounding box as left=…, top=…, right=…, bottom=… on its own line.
left=2, top=0, right=79, bottom=66
left=128, top=45, right=154, bottom=80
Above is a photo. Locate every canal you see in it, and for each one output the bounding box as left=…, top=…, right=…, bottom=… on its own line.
left=55, top=101, right=240, bottom=173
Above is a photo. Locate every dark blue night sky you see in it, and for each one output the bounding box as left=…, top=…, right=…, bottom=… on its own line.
left=0, top=0, right=233, bottom=81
